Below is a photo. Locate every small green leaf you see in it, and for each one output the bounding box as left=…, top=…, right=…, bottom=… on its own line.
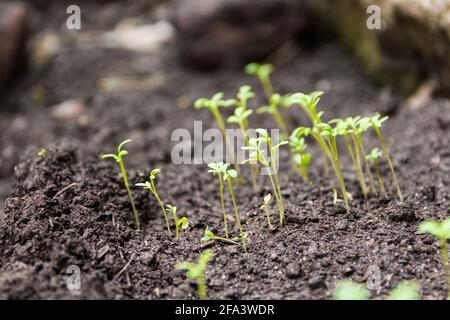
left=333, top=280, right=370, bottom=300
left=387, top=281, right=420, bottom=300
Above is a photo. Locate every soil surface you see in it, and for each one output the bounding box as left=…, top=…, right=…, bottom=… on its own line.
left=0, top=1, right=450, bottom=299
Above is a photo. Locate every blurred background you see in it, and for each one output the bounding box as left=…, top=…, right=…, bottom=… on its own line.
left=0, top=0, right=449, bottom=217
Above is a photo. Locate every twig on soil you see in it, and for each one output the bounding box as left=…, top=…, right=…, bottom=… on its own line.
left=114, top=253, right=135, bottom=281
left=53, top=183, right=78, bottom=198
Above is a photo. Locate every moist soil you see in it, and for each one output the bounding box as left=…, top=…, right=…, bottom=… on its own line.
left=1, top=1, right=450, bottom=300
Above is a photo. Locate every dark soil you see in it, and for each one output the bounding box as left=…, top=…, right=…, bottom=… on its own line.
left=1, top=1, right=450, bottom=300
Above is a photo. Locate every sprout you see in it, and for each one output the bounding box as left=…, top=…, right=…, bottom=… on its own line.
left=419, top=218, right=450, bottom=298
left=176, top=249, right=214, bottom=300
left=257, top=93, right=289, bottom=137
left=366, top=148, right=386, bottom=195
left=387, top=281, right=420, bottom=300
left=208, top=162, right=246, bottom=252
left=244, top=62, right=274, bottom=101
left=166, top=204, right=188, bottom=238
left=102, top=139, right=140, bottom=230
left=37, top=148, right=46, bottom=157
left=243, top=129, right=287, bottom=226
left=195, top=92, right=240, bottom=174
left=201, top=226, right=240, bottom=245
left=136, top=169, right=171, bottom=238
left=370, top=113, right=403, bottom=201
left=260, top=193, right=274, bottom=230
left=333, top=280, right=370, bottom=300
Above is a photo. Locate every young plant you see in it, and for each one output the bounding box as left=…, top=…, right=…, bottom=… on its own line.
left=366, top=148, right=386, bottom=195
left=37, top=148, right=46, bottom=157
left=284, top=91, right=328, bottom=176
left=289, top=134, right=311, bottom=182
left=243, top=129, right=287, bottom=226
left=207, top=162, right=246, bottom=251
left=201, top=226, right=240, bottom=245
left=370, top=114, right=403, bottom=201
left=102, top=139, right=140, bottom=230
left=136, top=169, right=171, bottom=238
left=176, top=249, right=214, bottom=300
left=245, top=63, right=274, bottom=101
left=419, top=218, right=450, bottom=298
left=195, top=93, right=240, bottom=173
left=260, top=193, right=274, bottom=230
left=166, top=204, right=188, bottom=238
left=333, top=280, right=370, bottom=300
left=227, top=89, right=259, bottom=190
left=257, top=93, right=289, bottom=137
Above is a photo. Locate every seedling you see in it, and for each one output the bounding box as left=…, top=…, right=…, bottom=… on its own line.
left=370, top=114, right=403, bottom=201
left=333, top=280, right=370, bottom=300
left=195, top=93, right=240, bottom=173
left=257, top=93, right=289, bottom=137
left=289, top=134, right=311, bottom=181
left=176, top=249, right=214, bottom=300
left=102, top=139, right=140, bottom=230
left=201, top=226, right=240, bottom=245
left=284, top=91, right=328, bottom=176
left=37, top=148, right=46, bottom=157
left=387, top=281, right=420, bottom=300
left=208, top=162, right=246, bottom=251
left=419, top=218, right=450, bottom=298
left=245, top=63, right=274, bottom=101
left=366, top=148, right=386, bottom=195
left=260, top=194, right=274, bottom=230
left=243, top=129, right=287, bottom=226
left=166, top=204, right=188, bottom=238
left=136, top=169, right=171, bottom=238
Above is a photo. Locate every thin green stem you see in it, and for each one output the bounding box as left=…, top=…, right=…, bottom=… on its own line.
left=212, top=236, right=240, bottom=245
left=151, top=181, right=172, bottom=238
left=218, top=177, right=229, bottom=239
left=239, top=123, right=259, bottom=190
left=260, top=77, right=274, bottom=102
left=350, top=134, right=368, bottom=197
left=264, top=204, right=273, bottom=230
left=344, top=135, right=367, bottom=198
left=119, top=161, right=140, bottom=230
left=373, top=160, right=386, bottom=195
left=197, top=276, right=207, bottom=300
left=227, top=178, right=246, bottom=252
left=374, top=127, right=403, bottom=201
left=358, top=136, right=376, bottom=192
left=440, top=241, right=449, bottom=299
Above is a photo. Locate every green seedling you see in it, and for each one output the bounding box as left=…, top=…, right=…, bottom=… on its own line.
left=289, top=134, right=311, bottom=181
left=243, top=129, right=287, bottom=226
left=333, top=280, right=370, bottom=300
left=201, top=226, right=240, bottom=245
left=333, top=280, right=421, bottom=300
left=37, top=148, right=46, bottom=157
left=227, top=89, right=259, bottom=190
left=387, top=281, right=420, bottom=300
left=419, top=218, right=450, bottom=298
left=257, top=93, right=289, bottom=137
left=370, top=114, right=403, bottom=201
left=102, top=139, right=140, bottom=230
left=260, top=193, right=274, bottom=230
left=284, top=91, right=329, bottom=176
left=356, top=117, right=377, bottom=193
left=166, top=204, right=188, bottom=238
left=245, top=63, right=274, bottom=101
left=136, top=169, right=171, bottom=237
left=366, top=148, right=386, bottom=195
left=195, top=93, right=240, bottom=173
left=208, top=162, right=246, bottom=251
left=176, top=249, right=214, bottom=300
